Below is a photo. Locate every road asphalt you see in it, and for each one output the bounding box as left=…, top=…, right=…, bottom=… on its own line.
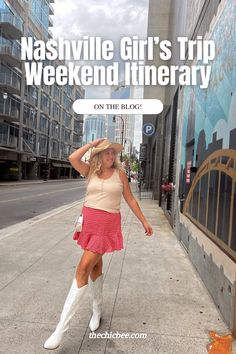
left=0, top=179, right=86, bottom=229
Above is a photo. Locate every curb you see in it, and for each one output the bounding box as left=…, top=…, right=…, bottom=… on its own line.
left=0, top=178, right=85, bottom=187
left=0, top=199, right=84, bottom=241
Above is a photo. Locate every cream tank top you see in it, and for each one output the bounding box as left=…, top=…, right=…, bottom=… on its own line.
left=84, top=169, right=123, bottom=213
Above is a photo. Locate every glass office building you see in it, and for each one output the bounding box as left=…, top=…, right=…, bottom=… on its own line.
left=109, top=83, right=135, bottom=156
left=83, top=115, right=107, bottom=144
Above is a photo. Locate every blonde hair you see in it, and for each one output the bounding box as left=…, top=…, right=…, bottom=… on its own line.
left=87, top=152, right=123, bottom=179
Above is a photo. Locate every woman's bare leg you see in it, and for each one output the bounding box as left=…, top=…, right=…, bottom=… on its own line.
left=76, top=250, right=103, bottom=287
left=90, top=258, right=103, bottom=281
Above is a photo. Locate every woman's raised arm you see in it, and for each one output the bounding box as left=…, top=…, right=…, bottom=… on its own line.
left=69, top=138, right=105, bottom=176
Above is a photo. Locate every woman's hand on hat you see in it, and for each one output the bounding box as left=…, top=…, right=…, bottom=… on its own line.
left=143, top=221, right=153, bottom=236
left=90, top=138, right=106, bottom=148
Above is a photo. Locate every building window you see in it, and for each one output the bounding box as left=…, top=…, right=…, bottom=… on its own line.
left=41, top=93, right=50, bottom=115
left=39, top=134, right=47, bottom=155
left=23, top=105, right=37, bottom=129
left=22, top=129, right=36, bottom=153
left=184, top=151, right=236, bottom=261
left=39, top=114, right=49, bottom=133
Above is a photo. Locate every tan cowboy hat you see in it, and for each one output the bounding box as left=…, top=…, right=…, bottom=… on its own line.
left=90, top=139, right=123, bottom=160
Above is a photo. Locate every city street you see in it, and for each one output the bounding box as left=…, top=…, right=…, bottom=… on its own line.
left=0, top=185, right=235, bottom=353
left=0, top=180, right=87, bottom=229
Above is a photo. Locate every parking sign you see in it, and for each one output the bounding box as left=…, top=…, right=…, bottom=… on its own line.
left=143, top=123, right=155, bottom=136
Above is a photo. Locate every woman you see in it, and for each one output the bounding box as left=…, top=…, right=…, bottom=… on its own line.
left=44, top=138, right=153, bottom=350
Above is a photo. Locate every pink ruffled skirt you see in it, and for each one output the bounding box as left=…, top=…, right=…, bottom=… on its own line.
left=73, top=206, right=123, bottom=254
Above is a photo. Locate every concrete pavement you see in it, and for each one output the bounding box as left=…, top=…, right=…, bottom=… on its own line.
left=0, top=185, right=235, bottom=354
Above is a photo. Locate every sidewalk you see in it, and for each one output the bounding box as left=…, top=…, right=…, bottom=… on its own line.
left=0, top=189, right=235, bottom=354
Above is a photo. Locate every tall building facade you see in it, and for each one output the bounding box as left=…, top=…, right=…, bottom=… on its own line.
left=0, top=0, right=84, bottom=181
left=143, top=0, right=236, bottom=336
left=108, top=83, right=135, bottom=156
left=83, top=114, right=107, bottom=144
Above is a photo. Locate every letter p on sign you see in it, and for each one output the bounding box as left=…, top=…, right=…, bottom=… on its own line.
left=143, top=123, right=155, bottom=137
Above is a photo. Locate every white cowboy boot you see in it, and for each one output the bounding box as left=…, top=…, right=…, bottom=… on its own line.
left=44, top=279, right=88, bottom=350
left=89, top=274, right=103, bottom=332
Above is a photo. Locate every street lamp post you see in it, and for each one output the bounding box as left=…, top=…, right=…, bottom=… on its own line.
left=44, top=119, right=50, bottom=181
left=2, top=92, right=8, bottom=114
left=112, top=115, right=124, bottom=162
left=124, top=138, right=133, bottom=182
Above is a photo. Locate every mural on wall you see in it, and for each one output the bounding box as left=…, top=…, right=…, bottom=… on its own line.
left=179, top=0, right=236, bottom=258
